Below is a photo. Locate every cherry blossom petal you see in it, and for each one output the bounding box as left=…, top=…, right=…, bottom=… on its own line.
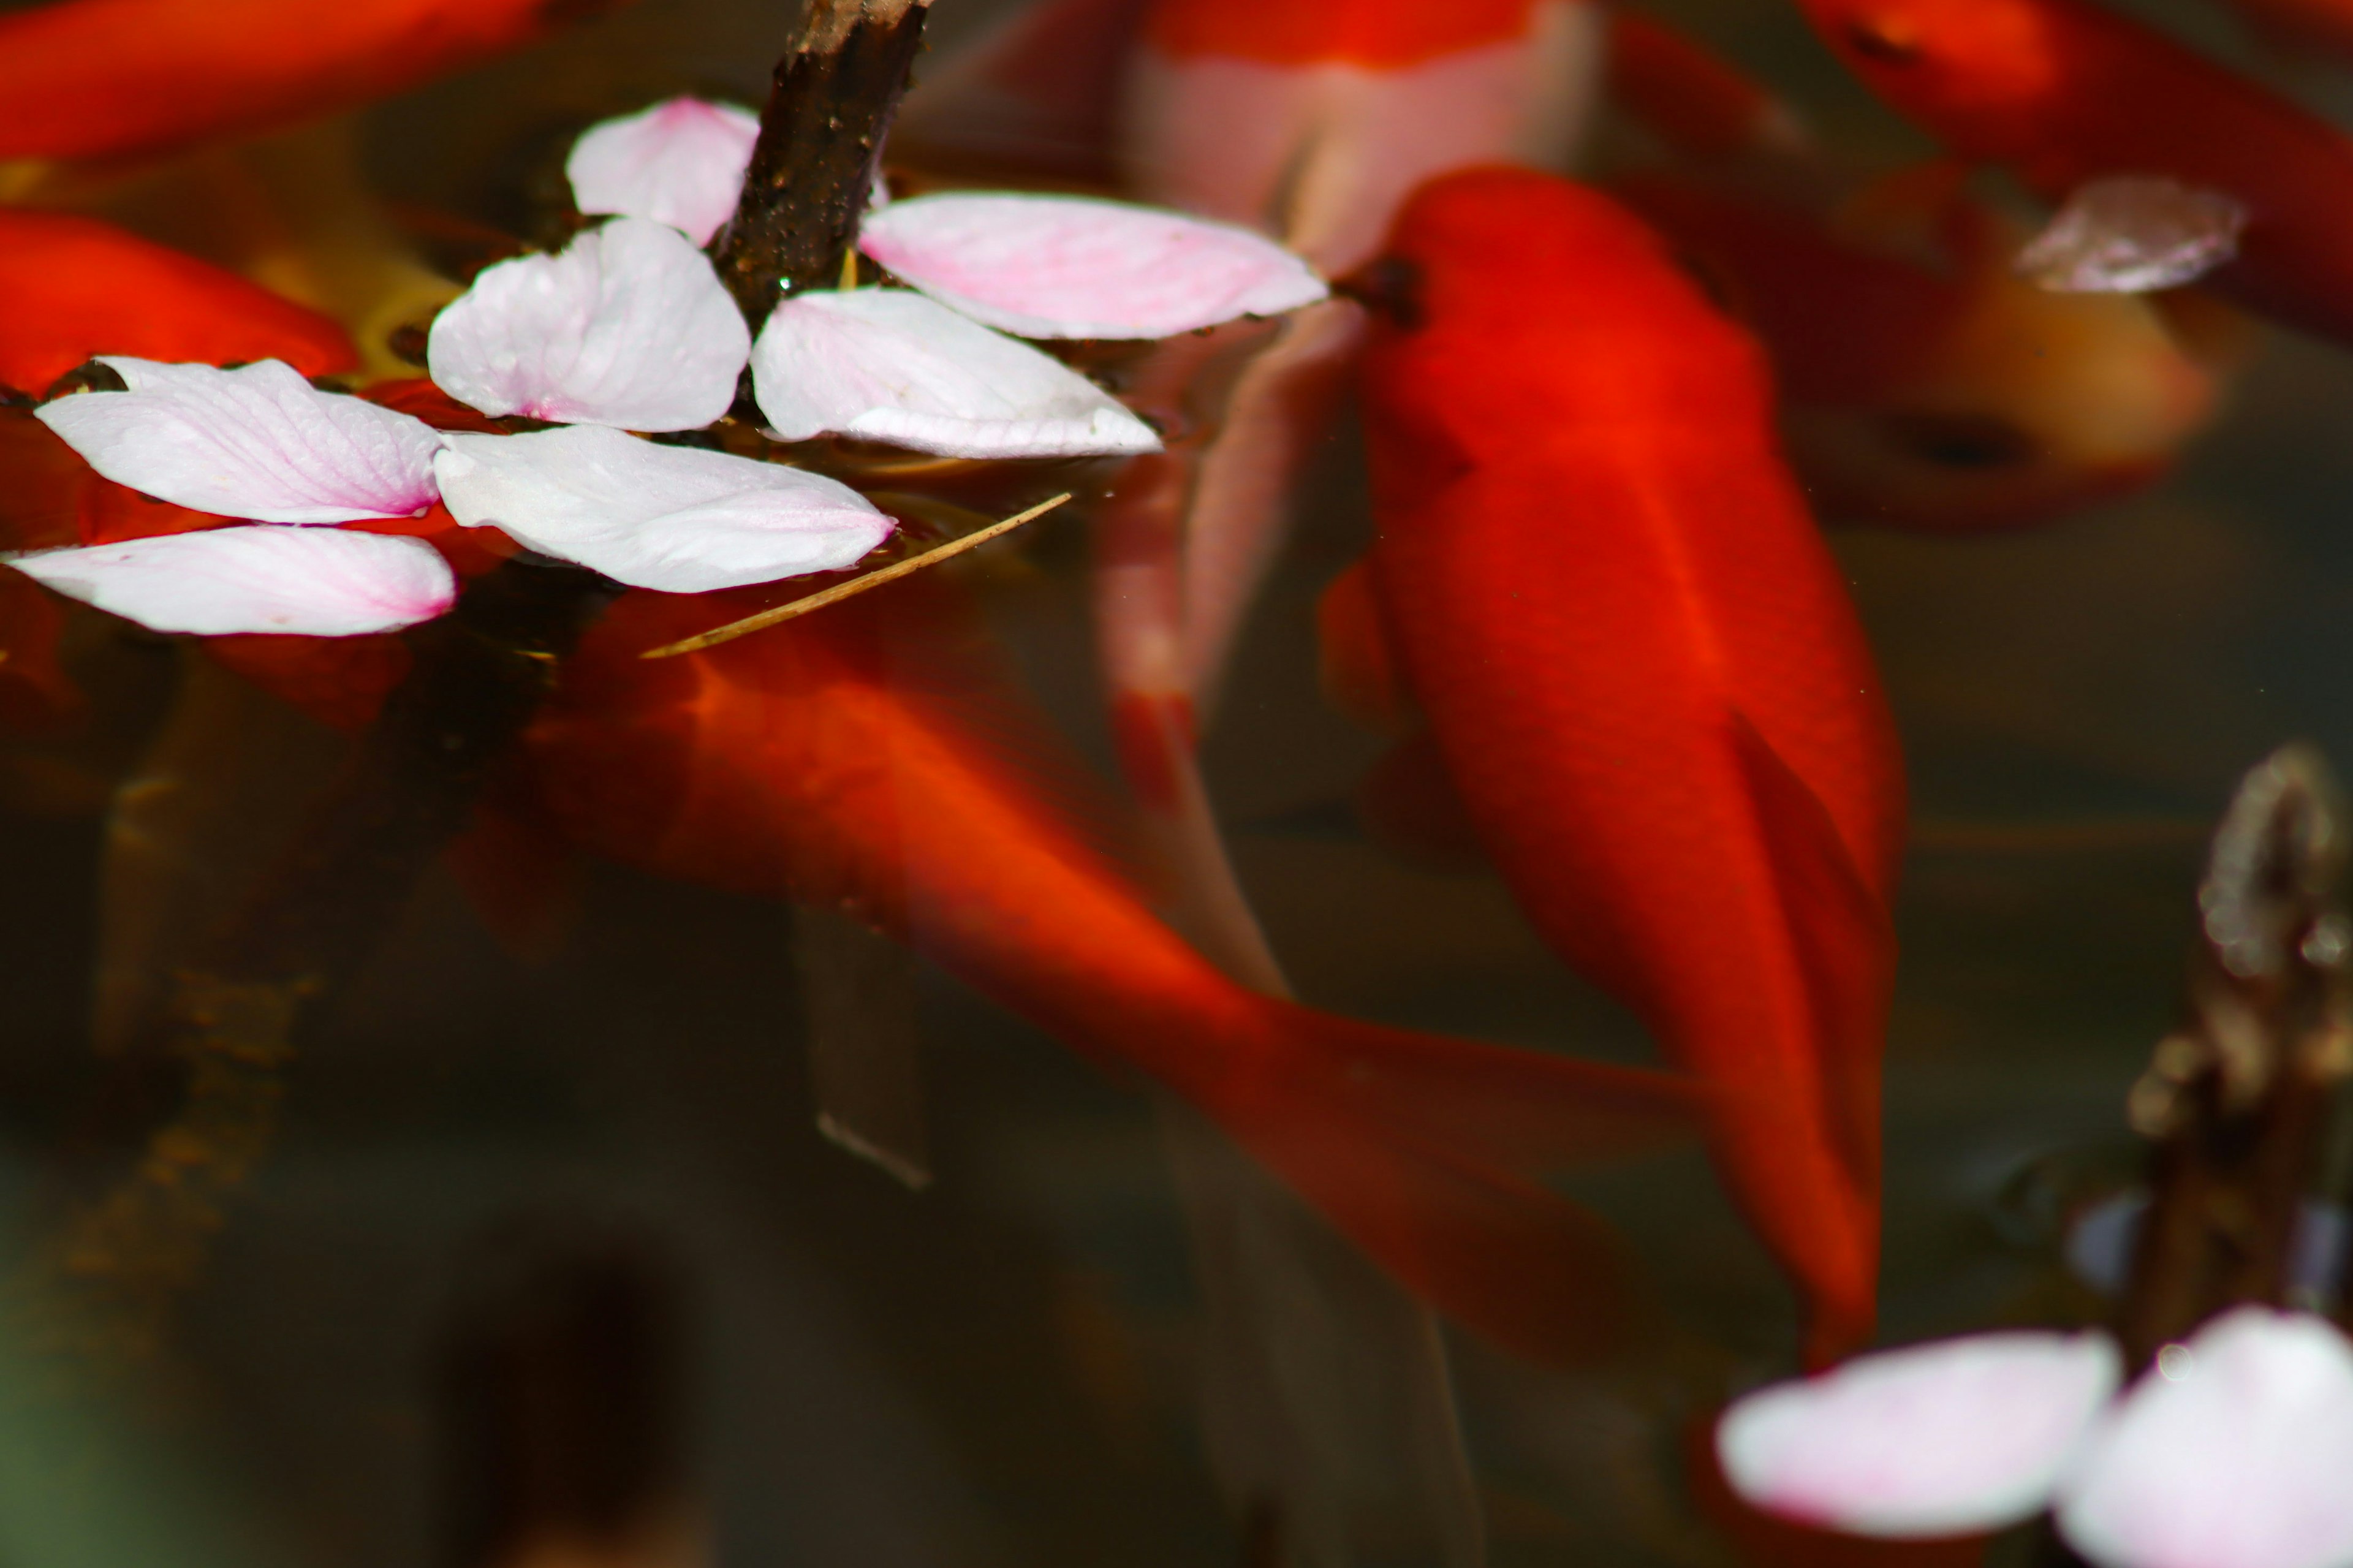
left=857, top=192, right=1328, bottom=339
left=1718, top=1331, right=2121, bottom=1539
left=34, top=357, right=441, bottom=524
left=433, top=426, right=891, bottom=592
left=750, top=288, right=1160, bottom=458
left=2057, top=1309, right=2353, bottom=1568
left=426, top=217, right=749, bottom=431
left=2017, top=177, right=2248, bottom=295
left=566, top=97, right=761, bottom=246
left=11, top=526, right=455, bottom=635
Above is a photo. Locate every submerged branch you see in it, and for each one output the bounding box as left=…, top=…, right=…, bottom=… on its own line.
left=708, top=0, right=932, bottom=325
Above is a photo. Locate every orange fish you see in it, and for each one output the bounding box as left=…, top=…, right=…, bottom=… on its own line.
left=0, top=208, right=356, bottom=398
left=511, top=574, right=1707, bottom=1368
left=1789, top=0, right=2353, bottom=346
left=1601, top=12, right=2226, bottom=532
left=0, top=0, right=629, bottom=165
left=1346, top=167, right=1906, bottom=1363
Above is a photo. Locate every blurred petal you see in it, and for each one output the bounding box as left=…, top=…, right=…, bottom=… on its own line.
left=426, top=218, right=749, bottom=431
left=2017, top=177, right=2247, bottom=294
left=433, top=426, right=890, bottom=592
left=1718, top=1331, right=2120, bottom=1538
left=566, top=97, right=761, bottom=246
left=12, top=526, right=455, bottom=635
left=750, top=288, right=1160, bottom=457
left=34, top=358, right=441, bottom=525
left=858, top=191, right=1327, bottom=339
left=2058, top=1309, right=2353, bottom=1568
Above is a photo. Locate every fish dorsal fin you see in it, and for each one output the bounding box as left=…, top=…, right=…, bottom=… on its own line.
left=1316, top=557, right=1418, bottom=735
left=1727, top=711, right=1896, bottom=1201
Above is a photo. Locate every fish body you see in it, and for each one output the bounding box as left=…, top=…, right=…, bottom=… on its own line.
left=1790, top=0, right=2353, bottom=346
left=0, top=0, right=626, bottom=165
left=517, top=577, right=1704, bottom=1367
left=1353, top=167, right=1905, bottom=1362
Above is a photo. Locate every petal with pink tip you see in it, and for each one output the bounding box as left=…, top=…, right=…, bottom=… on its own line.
left=1718, top=1331, right=2120, bottom=1538
left=750, top=288, right=1160, bottom=457
left=857, top=192, right=1327, bottom=339
left=433, top=426, right=890, bottom=593
left=566, top=97, right=761, bottom=246
left=2058, top=1309, right=2353, bottom=1568
left=34, top=357, right=441, bottom=524
left=10, top=527, right=455, bottom=635
left=426, top=217, right=749, bottom=431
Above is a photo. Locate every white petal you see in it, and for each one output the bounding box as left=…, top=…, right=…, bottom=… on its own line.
left=1718, top=1331, right=2121, bottom=1539
left=2017, top=177, right=2248, bottom=294
left=857, top=192, right=1327, bottom=339
left=2058, top=1309, right=2353, bottom=1568
left=426, top=218, right=750, bottom=431
left=34, top=358, right=441, bottom=525
left=566, top=97, right=761, bottom=247
left=433, top=426, right=890, bottom=593
left=11, top=527, right=455, bottom=635
left=750, top=288, right=1160, bottom=458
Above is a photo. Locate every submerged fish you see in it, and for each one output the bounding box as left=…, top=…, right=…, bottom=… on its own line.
left=508, top=575, right=1706, bottom=1368
left=0, top=0, right=629, bottom=165
left=1347, top=167, right=1906, bottom=1364
left=1602, top=12, right=2229, bottom=533
left=1789, top=0, right=2353, bottom=347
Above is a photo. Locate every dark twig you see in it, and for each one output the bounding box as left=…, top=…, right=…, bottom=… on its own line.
left=2116, top=743, right=2353, bottom=1372
left=708, top=0, right=932, bottom=326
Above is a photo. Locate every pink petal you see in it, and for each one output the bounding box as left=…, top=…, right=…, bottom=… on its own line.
left=2058, top=1309, right=2353, bottom=1568
left=426, top=217, right=749, bottom=431
left=1718, top=1331, right=2121, bottom=1538
left=10, top=527, right=454, bottom=635
left=750, top=287, right=1160, bottom=457
left=33, top=357, right=441, bottom=524
left=566, top=97, right=762, bottom=247
left=2017, top=177, right=2248, bottom=295
left=857, top=192, right=1327, bottom=339
left=432, top=426, right=890, bottom=593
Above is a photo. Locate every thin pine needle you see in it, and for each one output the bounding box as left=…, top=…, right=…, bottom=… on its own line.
left=638, top=492, right=1073, bottom=659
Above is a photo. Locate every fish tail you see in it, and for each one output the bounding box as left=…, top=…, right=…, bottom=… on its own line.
left=1186, top=1002, right=1707, bottom=1368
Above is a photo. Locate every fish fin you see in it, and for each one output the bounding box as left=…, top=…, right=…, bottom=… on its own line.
left=1726, top=711, right=1894, bottom=1203
left=1828, top=157, right=1974, bottom=268
left=1227, top=1007, right=1702, bottom=1367
left=1357, top=729, right=1490, bottom=874
left=1316, top=558, right=1418, bottom=735
left=1605, top=9, right=1811, bottom=162
left=444, top=781, right=583, bottom=965
left=892, top=0, right=1155, bottom=181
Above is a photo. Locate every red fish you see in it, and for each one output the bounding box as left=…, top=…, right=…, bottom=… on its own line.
left=511, top=574, right=1707, bottom=1368
left=0, top=209, right=356, bottom=398
left=0, top=0, right=629, bottom=165
left=1348, top=167, right=1906, bottom=1363
left=1601, top=12, right=2227, bottom=532
left=1788, top=0, right=2353, bottom=346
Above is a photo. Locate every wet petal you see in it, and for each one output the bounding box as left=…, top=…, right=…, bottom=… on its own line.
left=1718, top=1331, right=2121, bottom=1538
left=433, top=426, right=891, bottom=592
left=2057, top=1309, right=2353, bottom=1568
left=857, top=192, right=1327, bottom=339
left=34, top=357, right=441, bottom=525
left=566, top=97, right=762, bottom=246
left=12, top=526, right=455, bottom=635
left=750, top=288, right=1160, bottom=457
left=2017, top=177, right=2247, bottom=294
left=426, top=217, right=749, bottom=431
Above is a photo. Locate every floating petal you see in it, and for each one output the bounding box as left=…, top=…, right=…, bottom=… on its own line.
left=12, top=526, right=455, bottom=635
left=1718, top=1331, right=2121, bottom=1539
left=2017, top=177, right=2248, bottom=294
left=2058, top=1309, right=2353, bottom=1568
left=34, top=357, right=441, bottom=525
left=857, top=192, right=1327, bottom=338
left=751, top=288, right=1160, bottom=458
left=566, top=97, right=761, bottom=246
left=433, top=425, right=890, bottom=592
left=426, top=217, right=749, bottom=431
